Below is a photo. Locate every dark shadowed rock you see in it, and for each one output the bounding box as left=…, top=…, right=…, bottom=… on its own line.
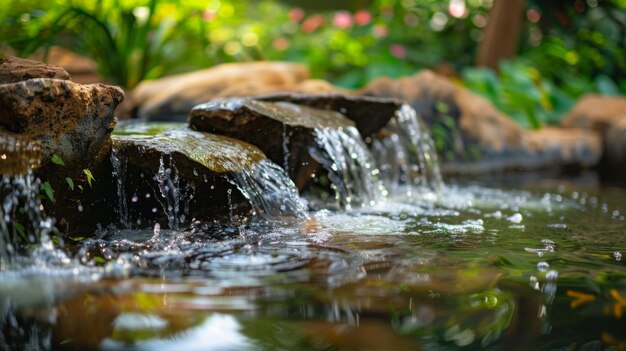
left=561, top=94, right=626, bottom=172
left=0, top=77, right=125, bottom=235
left=256, top=93, right=403, bottom=138
left=357, top=70, right=602, bottom=174
left=111, top=123, right=266, bottom=227
left=0, top=56, right=71, bottom=84
left=189, top=98, right=354, bottom=188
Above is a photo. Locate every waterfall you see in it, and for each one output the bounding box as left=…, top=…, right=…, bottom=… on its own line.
left=0, top=172, right=55, bottom=268
left=372, top=104, right=443, bottom=196
left=310, top=126, right=388, bottom=210
left=110, top=149, right=130, bottom=228
left=155, top=154, right=190, bottom=231
left=230, top=159, right=308, bottom=219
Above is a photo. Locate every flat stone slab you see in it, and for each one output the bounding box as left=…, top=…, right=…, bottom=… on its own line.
left=256, top=93, right=403, bottom=137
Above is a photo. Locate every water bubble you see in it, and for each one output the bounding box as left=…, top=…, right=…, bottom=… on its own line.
left=537, top=261, right=549, bottom=271
left=613, top=210, right=621, bottom=218
left=153, top=223, right=161, bottom=236
left=145, top=193, right=151, bottom=198
left=152, top=207, right=158, bottom=213
left=614, top=252, right=622, bottom=261
left=131, top=195, right=139, bottom=203
left=507, top=213, right=523, bottom=224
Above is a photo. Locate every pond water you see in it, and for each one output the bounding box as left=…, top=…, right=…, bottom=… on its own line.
left=1, top=171, right=625, bottom=350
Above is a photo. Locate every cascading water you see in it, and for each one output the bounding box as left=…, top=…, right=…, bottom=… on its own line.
left=372, top=104, right=443, bottom=197
left=230, top=159, right=308, bottom=219
left=0, top=171, right=55, bottom=268
left=155, top=154, right=190, bottom=231
left=110, top=149, right=130, bottom=228
left=310, top=126, right=388, bottom=210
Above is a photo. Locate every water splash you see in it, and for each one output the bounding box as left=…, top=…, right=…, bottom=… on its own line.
left=310, top=126, right=387, bottom=209
left=155, top=154, right=190, bottom=231
left=0, top=171, right=55, bottom=269
left=230, top=159, right=308, bottom=219
left=372, top=104, right=443, bottom=196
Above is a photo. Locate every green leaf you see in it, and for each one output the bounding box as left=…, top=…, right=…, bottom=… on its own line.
left=66, top=177, right=74, bottom=190
left=78, top=185, right=84, bottom=191
left=94, top=256, right=106, bottom=264
left=51, top=154, right=65, bottom=166
left=83, top=169, right=95, bottom=188
left=41, top=181, right=55, bottom=202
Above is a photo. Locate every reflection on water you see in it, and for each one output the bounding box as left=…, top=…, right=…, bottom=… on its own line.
left=1, top=176, right=626, bottom=350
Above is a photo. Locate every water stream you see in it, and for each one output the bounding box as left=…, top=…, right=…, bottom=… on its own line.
left=1, top=107, right=625, bottom=350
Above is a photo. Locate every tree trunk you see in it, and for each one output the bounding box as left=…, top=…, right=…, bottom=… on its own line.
left=475, top=0, right=527, bottom=70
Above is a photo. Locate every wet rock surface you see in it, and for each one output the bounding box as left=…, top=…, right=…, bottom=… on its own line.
left=0, top=56, right=71, bottom=84
left=111, top=123, right=266, bottom=226
left=257, top=93, right=403, bottom=138
left=561, top=94, right=626, bottom=172
left=189, top=98, right=354, bottom=189
left=121, top=62, right=332, bottom=120
left=358, top=70, right=602, bottom=173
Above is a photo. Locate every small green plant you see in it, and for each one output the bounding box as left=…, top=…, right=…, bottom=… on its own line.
left=65, top=177, right=74, bottom=190
left=51, top=154, right=65, bottom=165
left=83, top=169, right=95, bottom=188
left=41, top=181, right=54, bottom=201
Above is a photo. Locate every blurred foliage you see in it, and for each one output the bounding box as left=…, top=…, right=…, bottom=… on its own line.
left=0, top=0, right=624, bottom=126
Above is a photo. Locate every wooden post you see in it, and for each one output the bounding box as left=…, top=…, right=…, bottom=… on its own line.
left=475, top=0, right=527, bottom=70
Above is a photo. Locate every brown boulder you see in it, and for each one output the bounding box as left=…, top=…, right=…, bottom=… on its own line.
left=0, top=78, right=124, bottom=165
left=0, top=56, right=71, bottom=84
left=121, top=61, right=314, bottom=120
left=561, top=94, right=626, bottom=171
left=0, top=77, right=125, bottom=235
left=357, top=70, right=602, bottom=173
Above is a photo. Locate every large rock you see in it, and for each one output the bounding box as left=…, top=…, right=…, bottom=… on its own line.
left=0, top=56, right=71, bottom=84
left=121, top=61, right=323, bottom=120
left=357, top=70, right=602, bottom=174
left=0, top=78, right=124, bottom=165
left=561, top=94, right=626, bottom=172
left=0, top=77, right=125, bottom=234
left=256, top=93, right=403, bottom=138
left=189, top=98, right=354, bottom=189
left=111, top=123, right=277, bottom=227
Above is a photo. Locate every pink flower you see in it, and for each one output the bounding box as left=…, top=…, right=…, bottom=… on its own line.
left=389, top=44, right=407, bottom=58
left=203, top=9, right=216, bottom=21
left=332, top=11, right=353, bottom=29
left=354, top=10, right=372, bottom=25
left=288, top=8, right=305, bottom=22
left=272, top=37, right=290, bottom=51
left=448, top=0, right=467, bottom=18
left=301, top=14, right=325, bottom=33
left=372, top=24, right=389, bottom=38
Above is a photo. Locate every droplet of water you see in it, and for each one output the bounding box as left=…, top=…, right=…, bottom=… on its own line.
left=507, top=213, right=523, bottom=224
left=614, top=252, right=622, bottom=261
left=537, top=261, right=549, bottom=271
